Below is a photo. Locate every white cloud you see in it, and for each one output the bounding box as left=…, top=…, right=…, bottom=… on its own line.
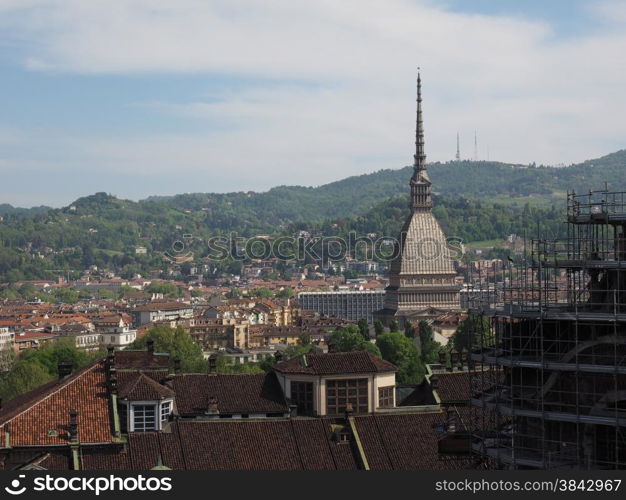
left=0, top=0, right=625, bottom=203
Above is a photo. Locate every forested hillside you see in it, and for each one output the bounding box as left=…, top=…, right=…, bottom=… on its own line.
left=0, top=149, right=624, bottom=281
left=146, top=149, right=626, bottom=221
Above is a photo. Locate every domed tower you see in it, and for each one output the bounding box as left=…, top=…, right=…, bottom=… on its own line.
left=376, top=73, right=461, bottom=327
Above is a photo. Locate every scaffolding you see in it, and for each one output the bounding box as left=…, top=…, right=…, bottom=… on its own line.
left=468, top=189, right=626, bottom=469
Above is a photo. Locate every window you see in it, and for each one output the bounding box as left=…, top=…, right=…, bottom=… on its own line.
left=378, top=386, right=394, bottom=408
left=291, top=381, right=314, bottom=415
left=132, top=404, right=156, bottom=432
left=326, top=379, right=368, bottom=415
left=161, top=401, right=172, bottom=422
left=119, top=402, right=128, bottom=432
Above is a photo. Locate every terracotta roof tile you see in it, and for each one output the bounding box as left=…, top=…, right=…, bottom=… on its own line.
left=0, top=360, right=115, bottom=446
left=118, top=373, right=175, bottom=401
left=434, top=371, right=472, bottom=403
left=172, top=373, right=287, bottom=415
left=11, top=412, right=472, bottom=471
left=113, top=351, right=170, bottom=370
left=358, top=414, right=472, bottom=470
left=274, top=351, right=396, bottom=376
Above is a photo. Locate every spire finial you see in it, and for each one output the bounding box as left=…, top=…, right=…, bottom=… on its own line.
left=414, top=68, right=425, bottom=171
left=409, top=70, right=432, bottom=212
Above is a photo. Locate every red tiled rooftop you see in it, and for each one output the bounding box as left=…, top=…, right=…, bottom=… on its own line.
left=117, top=373, right=175, bottom=401
left=172, top=373, right=287, bottom=416
left=0, top=360, right=115, bottom=447
left=274, top=351, right=396, bottom=376
left=113, top=350, right=171, bottom=370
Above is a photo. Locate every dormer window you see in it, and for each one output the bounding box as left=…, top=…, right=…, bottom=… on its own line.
left=118, top=399, right=174, bottom=433
left=116, top=372, right=176, bottom=433
left=133, top=404, right=157, bottom=432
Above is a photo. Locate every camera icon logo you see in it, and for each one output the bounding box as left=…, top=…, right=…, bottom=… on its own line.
left=4, top=475, right=26, bottom=495
left=163, top=234, right=194, bottom=264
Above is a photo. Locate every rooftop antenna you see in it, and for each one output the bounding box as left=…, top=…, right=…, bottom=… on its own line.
left=455, top=132, right=461, bottom=162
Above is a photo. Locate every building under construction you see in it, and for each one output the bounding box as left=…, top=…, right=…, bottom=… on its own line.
left=469, top=188, right=626, bottom=469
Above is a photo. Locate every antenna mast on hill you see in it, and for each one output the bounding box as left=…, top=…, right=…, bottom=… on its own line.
left=455, top=132, right=461, bottom=162
left=474, top=131, right=478, bottom=161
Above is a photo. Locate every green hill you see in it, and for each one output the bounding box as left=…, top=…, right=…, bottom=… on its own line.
left=0, top=149, right=624, bottom=282
left=146, top=149, right=626, bottom=221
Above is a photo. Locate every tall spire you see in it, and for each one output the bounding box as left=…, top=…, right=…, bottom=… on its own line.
left=410, top=69, right=432, bottom=212
left=413, top=71, right=426, bottom=172
left=455, top=132, right=461, bottom=161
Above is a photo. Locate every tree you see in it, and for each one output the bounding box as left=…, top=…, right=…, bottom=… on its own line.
left=298, top=332, right=312, bottom=346
left=376, top=332, right=425, bottom=385
left=126, top=325, right=206, bottom=372
left=452, top=315, right=494, bottom=352
left=50, top=288, right=80, bottom=304
left=283, top=343, right=314, bottom=360
left=250, top=287, right=274, bottom=299
left=389, top=320, right=399, bottom=333
left=343, top=269, right=359, bottom=280
left=357, top=318, right=370, bottom=340
left=374, top=320, right=385, bottom=336
left=417, top=320, right=440, bottom=363
left=259, top=355, right=277, bottom=372
left=276, top=288, right=295, bottom=299
left=97, top=288, right=117, bottom=300
left=146, top=282, right=181, bottom=298
left=20, top=338, right=103, bottom=377
left=329, top=325, right=381, bottom=357
left=404, top=320, right=415, bottom=339
left=0, top=339, right=106, bottom=402
left=0, top=361, right=52, bottom=401
left=216, top=354, right=264, bottom=374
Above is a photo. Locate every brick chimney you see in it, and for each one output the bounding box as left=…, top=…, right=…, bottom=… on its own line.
left=106, top=346, right=115, bottom=370
left=460, top=348, right=468, bottom=370
left=205, top=396, right=219, bottom=416
left=344, top=402, right=354, bottom=421
left=69, top=409, right=78, bottom=443
left=450, top=349, right=459, bottom=370
left=58, top=360, right=73, bottom=380
left=438, top=349, right=446, bottom=365
left=208, top=354, right=217, bottom=374
left=289, top=404, right=298, bottom=418
left=173, top=357, right=181, bottom=374
left=108, top=368, right=117, bottom=395
left=299, top=355, right=308, bottom=368
left=163, top=373, right=175, bottom=389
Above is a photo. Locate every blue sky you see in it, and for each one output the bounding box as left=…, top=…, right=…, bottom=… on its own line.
left=0, top=0, right=625, bottom=207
